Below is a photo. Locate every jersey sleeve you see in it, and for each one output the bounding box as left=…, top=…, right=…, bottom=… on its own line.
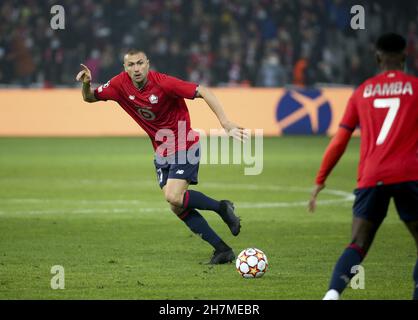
left=315, top=127, right=353, bottom=185
left=314, top=91, right=359, bottom=185
left=94, top=78, right=120, bottom=101
left=153, top=72, right=198, bottom=99
left=339, top=93, right=359, bottom=131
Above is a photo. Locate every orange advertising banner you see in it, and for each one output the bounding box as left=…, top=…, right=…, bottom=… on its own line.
left=0, top=88, right=354, bottom=136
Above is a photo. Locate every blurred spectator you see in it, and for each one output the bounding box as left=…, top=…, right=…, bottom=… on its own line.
left=10, top=28, right=36, bottom=87
left=344, top=55, right=363, bottom=85
left=85, top=49, right=101, bottom=82
left=256, top=53, right=287, bottom=87
left=99, top=44, right=117, bottom=83
left=0, top=0, right=417, bottom=88
left=293, top=56, right=309, bottom=87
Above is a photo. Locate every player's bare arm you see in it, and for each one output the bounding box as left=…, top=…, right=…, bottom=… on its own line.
left=195, top=85, right=249, bottom=141
left=76, top=64, right=98, bottom=103
left=308, top=183, right=325, bottom=213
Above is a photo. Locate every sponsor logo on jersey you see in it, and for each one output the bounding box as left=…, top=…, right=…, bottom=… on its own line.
left=175, top=170, right=184, bottom=175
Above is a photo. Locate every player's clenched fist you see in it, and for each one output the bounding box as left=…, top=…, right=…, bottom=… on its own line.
left=76, top=64, right=92, bottom=83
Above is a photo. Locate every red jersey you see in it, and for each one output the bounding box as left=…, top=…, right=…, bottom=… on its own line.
left=94, top=70, right=199, bottom=156
left=341, top=70, right=418, bottom=188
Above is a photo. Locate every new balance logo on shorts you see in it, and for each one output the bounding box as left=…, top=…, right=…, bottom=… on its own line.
left=176, top=170, right=184, bottom=175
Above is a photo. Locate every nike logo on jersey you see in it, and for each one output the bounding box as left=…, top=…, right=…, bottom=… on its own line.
left=129, top=95, right=135, bottom=100
left=175, top=170, right=184, bottom=175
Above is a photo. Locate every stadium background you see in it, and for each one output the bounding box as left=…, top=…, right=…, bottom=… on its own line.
left=1, top=0, right=418, bottom=88
left=0, top=0, right=417, bottom=300
left=1, top=0, right=417, bottom=136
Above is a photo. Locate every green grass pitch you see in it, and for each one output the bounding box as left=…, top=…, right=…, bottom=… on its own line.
left=0, top=136, right=415, bottom=299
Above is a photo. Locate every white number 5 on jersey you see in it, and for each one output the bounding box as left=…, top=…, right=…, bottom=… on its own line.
left=373, top=98, right=400, bottom=145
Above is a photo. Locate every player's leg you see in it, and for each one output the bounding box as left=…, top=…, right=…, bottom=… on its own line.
left=323, top=216, right=382, bottom=300
left=323, top=186, right=390, bottom=300
left=165, top=179, right=240, bottom=231
left=163, top=179, right=235, bottom=264
left=164, top=181, right=224, bottom=249
left=393, top=181, right=418, bottom=300
left=156, top=160, right=231, bottom=259
left=163, top=148, right=241, bottom=236
left=182, top=188, right=241, bottom=236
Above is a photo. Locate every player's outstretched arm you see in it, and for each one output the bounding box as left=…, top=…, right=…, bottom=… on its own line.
left=196, top=85, right=249, bottom=142
left=308, top=127, right=352, bottom=213
left=76, top=64, right=98, bottom=103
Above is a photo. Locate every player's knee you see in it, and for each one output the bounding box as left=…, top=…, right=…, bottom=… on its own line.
left=351, top=238, right=365, bottom=248
left=165, top=191, right=183, bottom=207
left=349, top=240, right=368, bottom=257
left=170, top=204, right=183, bottom=216
left=351, top=229, right=377, bottom=255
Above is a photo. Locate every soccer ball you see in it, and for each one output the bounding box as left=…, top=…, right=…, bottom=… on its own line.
left=236, top=248, right=268, bottom=278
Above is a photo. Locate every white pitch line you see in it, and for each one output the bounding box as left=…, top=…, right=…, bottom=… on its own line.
left=7, top=207, right=168, bottom=215
left=2, top=198, right=146, bottom=205
left=0, top=177, right=353, bottom=196
left=0, top=183, right=354, bottom=215
left=201, top=182, right=354, bottom=198
left=239, top=198, right=353, bottom=208
left=1, top=199, right=350, bottom=216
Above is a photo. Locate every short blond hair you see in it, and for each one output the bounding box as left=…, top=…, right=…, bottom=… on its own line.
left=125, top=49, right=147, bottom=57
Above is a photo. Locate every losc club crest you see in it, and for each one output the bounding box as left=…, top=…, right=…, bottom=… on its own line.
left=276, top=89, right=332, bottom=134
left=149, top=94, right=158, bottom=104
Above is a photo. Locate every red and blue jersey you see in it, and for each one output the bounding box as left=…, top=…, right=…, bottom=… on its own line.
left=340, top=70, right=418, bottom=188
left=94, top=70, right=199, bottom=156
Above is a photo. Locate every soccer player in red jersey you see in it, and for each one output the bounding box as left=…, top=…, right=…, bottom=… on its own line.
left=76, top=49, right=246, bottom=264
left=309, top=33, right=418, bottom=300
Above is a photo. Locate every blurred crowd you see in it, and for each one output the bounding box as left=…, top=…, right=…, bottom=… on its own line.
left=0, top=0, right=417, bottom=88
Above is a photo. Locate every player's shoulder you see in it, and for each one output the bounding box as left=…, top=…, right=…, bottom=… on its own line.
left=363, top=70, right=418, bottom=86
left=149, top=70, right=189, bottom=83
left=148, top=70, right=170, bottom=83
left=395, top=70, right=418, bottom=83
left=349, top=79, right=368, bottom=101
left=111, top=71, right=128, bottom=86
left=148, top=70, right=185, bottom=91
left=95, top=72, right=127, bottom=98
left=99, top=71, right=126, bottom=89
left=353, top=70, right=417, bottom=99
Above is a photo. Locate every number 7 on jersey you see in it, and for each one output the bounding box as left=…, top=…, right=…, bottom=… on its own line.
left=373, top=97, right=400, bottom=145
